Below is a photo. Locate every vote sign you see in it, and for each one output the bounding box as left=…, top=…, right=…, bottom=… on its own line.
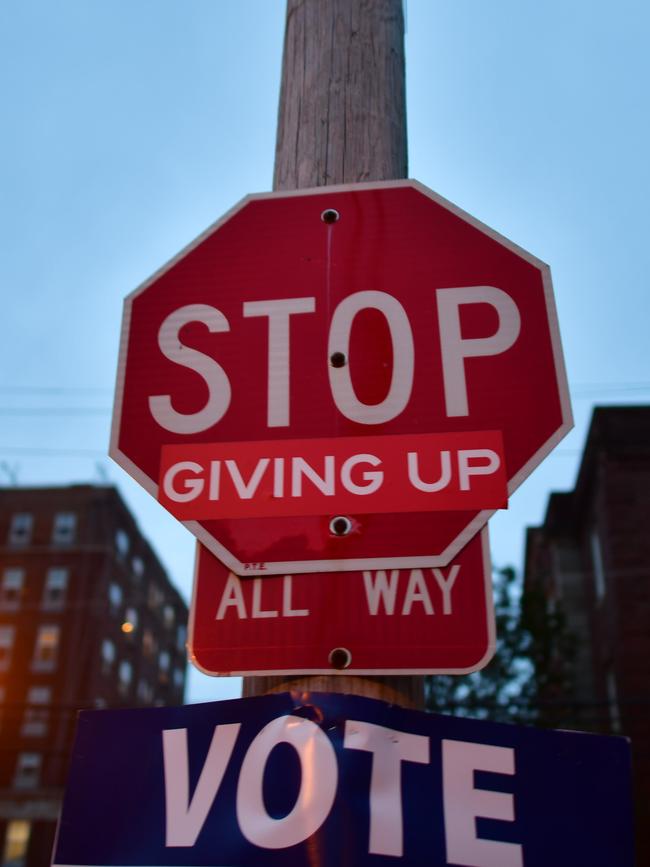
left=110, top=180, right=572, bottom=575
left=52, top=692, right=634, bottom=867
left=190, top=526, right=494, bottom=675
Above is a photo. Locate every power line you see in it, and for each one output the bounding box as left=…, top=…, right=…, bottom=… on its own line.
left=0, top=387, right=112, bottom=395
left=1, top=381, right=650, bottom=399
left=0, top=448, right=105, bottom=455
left=0, top=445, right=588, bottom=462
left=0, top=408, right=110, bottom=416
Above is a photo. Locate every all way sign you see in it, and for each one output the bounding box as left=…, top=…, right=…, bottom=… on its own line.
left=189, top=526, right=494, bottom=675
left=52, top=692, right=634, bottom=867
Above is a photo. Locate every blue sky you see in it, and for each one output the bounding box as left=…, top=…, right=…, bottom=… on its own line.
left=2, top=0, right=649, bottom=703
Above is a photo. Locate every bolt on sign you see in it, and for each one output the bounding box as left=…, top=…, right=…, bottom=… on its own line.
left=189, top=525, right=494, bottom=676
left=110, top=180, right=572, bottom=575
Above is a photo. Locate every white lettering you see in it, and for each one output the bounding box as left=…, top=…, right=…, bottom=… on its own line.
left=407, top=450, right=452, bottom=492
left=162, top=461, right=205, bottom=503
left=225, top=458, right=271, bottom=499
left=149, top=304, right=232, bottom=434
left=243, top=297, right=316, bottom=427
left=401, top=570, right=434, bottom=615
left=236, top=715, right=337, bottom=849
left=363, top=569, right=459, bottom=616
left=328, top=291, right=414, bottom=424
left=149, top=290, right=523, bottom=438
left=291, top=456, right=335, bottom=497
left=273, top=457, right=284, bottom=498
left=458, top=449, right=501, bottom=491
left=162, top=724, right=240, bottom=847
left=251, top=578, right=278, bottom=619
left=282, top=575, right=309, bottom=617
left=436, top=286, right=521, bottom=417
left=162, top=715, right=524, bottom=861
left=363, top=570, right=400, bottom=615
left=215, top=573, right=247, bottom=620
left=344, top=720, right=429, bottom=857
left=442, top=739, right=523, bottom=867
left=340, top=454, right=383, bottom=495
left=208, top=460, right=221, bottom=500
left=431, top=565, right=460, bottom=615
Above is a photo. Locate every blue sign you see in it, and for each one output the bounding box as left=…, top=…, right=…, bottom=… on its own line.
left=52, top=692, right=633, bottom=867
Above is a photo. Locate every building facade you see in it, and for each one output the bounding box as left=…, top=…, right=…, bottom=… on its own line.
left=0, top=485, right=188, bottom=866
left=524, top=406, right=650, bottom=862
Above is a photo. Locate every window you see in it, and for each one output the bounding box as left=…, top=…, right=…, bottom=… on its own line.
left=173, top=667, right=185, bottom=691
left=32, top=625, right=60, bottom=672
left=13, top=753, right=41, bottom=789
left=109, top=582, right=123, bottom=613
left=101, top=639, right=115, bottom=674
left=1, top=819, right=31, bottom=867
left=590, top=529, right=606, bottom=603
left=0, top=569, right=24, bottom=610
left=159, top=651, right=170, bottom=683
left=42, top=567, right=68, bottom=611
left=606, top=669, right=621, bottom=733
left=163, top=604, right=175, bottom=629
left=26, top=686, right=50, bottom=704
left=122, top=606, right=138, bottom=634
left=8, top=513, right=33, bottom=546
left=21, top=687, right=51, bottom=737
left=176, top=624, right=187, bottom=653
left=137, top=679, right=153, bottom=704
left=147, top=583, right=163, bottom=609
left=132, top=556, right=145, bottom=579
left=115, top=529, right=130, bottom=559
left=142, top=628, right=157, bottom=658
left=0, top=626, right=15, bottom=672
left=52, top=512, right=76, bottom=545
left=118, top=660, right=133, bottom=696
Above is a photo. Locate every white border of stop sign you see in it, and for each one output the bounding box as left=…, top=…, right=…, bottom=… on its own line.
left=110, top=179, right=572, bottom=575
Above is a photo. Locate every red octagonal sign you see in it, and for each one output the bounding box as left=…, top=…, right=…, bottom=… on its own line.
left=110, top=180, right=572, bottom=575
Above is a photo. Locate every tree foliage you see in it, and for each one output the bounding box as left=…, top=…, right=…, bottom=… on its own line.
left=425, top=566, right=576, bottom=726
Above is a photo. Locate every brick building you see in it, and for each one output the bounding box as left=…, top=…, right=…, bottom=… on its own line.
left=524, top=405, right=650, bottom=862
left=0, top=484, right=188, bottom=866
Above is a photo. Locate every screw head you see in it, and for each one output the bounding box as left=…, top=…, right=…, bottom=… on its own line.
left=329, top=647, right=352, bottom=669
left=321, top=208, right=340, bottom=224
left=329, top=516, right=353, bottom=536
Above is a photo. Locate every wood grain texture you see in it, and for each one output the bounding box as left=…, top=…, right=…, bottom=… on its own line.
left=273, top=0, right=408, bottom=190
left=243, top=674, right=423, bottom=708
left=244, top=0, right=423, bottom=710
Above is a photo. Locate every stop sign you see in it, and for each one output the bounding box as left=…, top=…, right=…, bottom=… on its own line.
left=110, top=180, right=571, bottom=575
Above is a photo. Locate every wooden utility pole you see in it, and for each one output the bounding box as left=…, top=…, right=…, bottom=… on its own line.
left=243, top=0, right=423, bottom=710
left=273, top=0, right=407, bottom=189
